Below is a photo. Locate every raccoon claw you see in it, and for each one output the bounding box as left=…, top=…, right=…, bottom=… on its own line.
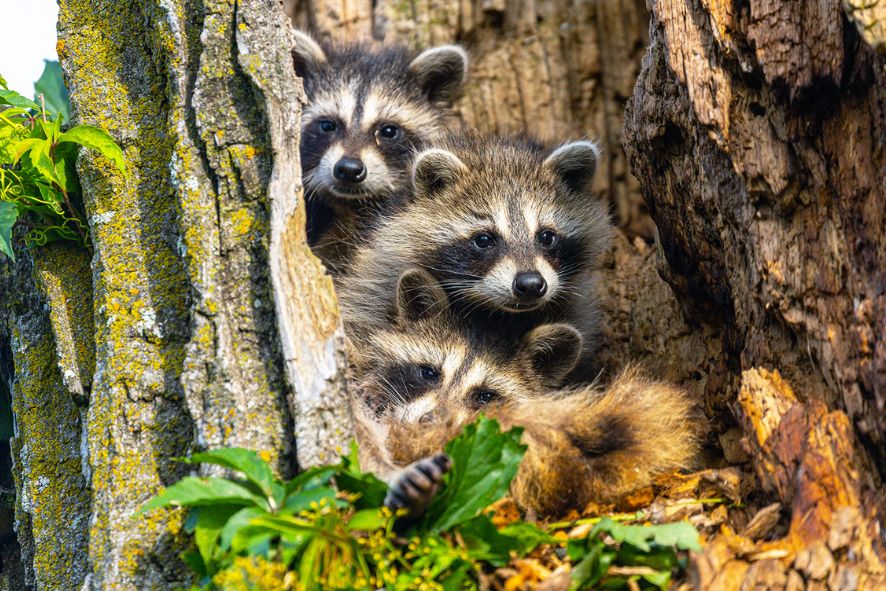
left=384, top=453, right=452, bottom=518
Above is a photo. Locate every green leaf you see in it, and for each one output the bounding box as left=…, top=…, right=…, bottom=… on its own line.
left=28, top=140, right=59, bottom=185
left=499, top=521, right=556, bottom=555
left=0, top=89, right=39, bottom=111
left=140, top=476, right=268, bottom=512
left=422, top=416, right=526, bottom=532
left=187, top=448, right=276, bottom=498
left=52, top=141, right=81, bottom=193
left=647, top=521, right=701, bottom=552
left=34, top=61, right=70, bottom=123
left=346, top=508, right=387, bottom=532
left=616, top=545, right=678, bottom=573
left=180, top=549, right=208, bottom=580
left=569, top=542, right=615, bottom=591
left=333, top=470, right=388, bottom=509
left=248, top=514, right=324, bottom=538
left=298, top=536, right=324, bottom=586
left=284, top=465, right=338, bottom=496
left=331, top=442, right=389, bottom=509
left=190, top=505, right=242, bottom=566
left=0, top=74, right=7, bottom=89
left=458, top=515, right=522, bottom=567
left=221, top=506, right=270, bottom=553
left=12, top=138, right=44, bottom=164
left=596, top=519, right=654, bottom=552
left=57, top=124, right=125, bottom=173
left=641, top=569, right=671, bottom=589
left=590, top=518, right=701, bottom=554
left=0, top=201, right=17, bottom=260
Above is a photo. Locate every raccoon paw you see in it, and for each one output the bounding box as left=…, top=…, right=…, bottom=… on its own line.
left=384, top=453, right=452, bottom=518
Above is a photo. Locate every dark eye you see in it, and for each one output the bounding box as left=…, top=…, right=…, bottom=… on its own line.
left=418, top=365, right=439, bottom=382
left=472, top=233, right=496, bottom=249
left=377, top=124, right=401, bottom=140
left=538, top=230, right=558, bottom=248
left=318, top=119, right=337, bottom=133
left=471, top=389, right=499, bottom=407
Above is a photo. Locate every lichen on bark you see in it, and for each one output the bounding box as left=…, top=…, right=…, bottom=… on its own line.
left=0, top=243, right=92, bottom=591
left=48, top=0, right=341, bottom=587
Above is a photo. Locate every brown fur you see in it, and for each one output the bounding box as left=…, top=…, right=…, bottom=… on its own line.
left=359, top=369, right=698, bottom=517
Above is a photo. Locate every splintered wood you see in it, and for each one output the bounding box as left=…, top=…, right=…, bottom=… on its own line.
left=692, top=369, right=885, bottom=590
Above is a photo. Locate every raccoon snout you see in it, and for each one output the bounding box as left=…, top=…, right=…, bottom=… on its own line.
left=333, top=157, right=367, bottom=183
left=513, top=271, right=547, bottom=299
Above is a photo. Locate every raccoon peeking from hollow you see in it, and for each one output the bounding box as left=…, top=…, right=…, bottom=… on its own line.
left=291, top=30, right=469, bottom=273
left=351, top=269, right=698, bottom=518
left=340, top=132, right=612, bottom=379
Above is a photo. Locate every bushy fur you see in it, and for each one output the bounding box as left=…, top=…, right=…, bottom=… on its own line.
left=375, top=370, right=698, bottom=516
left=339, top=131, right=612, bottom=378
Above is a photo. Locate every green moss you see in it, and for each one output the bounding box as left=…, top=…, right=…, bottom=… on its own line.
left=33, top=244, right=95, bottom=402
left=11, top=313, right=90, bottom=590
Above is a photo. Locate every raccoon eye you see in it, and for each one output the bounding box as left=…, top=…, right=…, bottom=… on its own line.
left=472, top=232, right=497, bottom=249
left=537, top=229, right=558, bottom=248
left=377, top=124, right=402, bottom=141
left=471, top=389, right=500, bottom=408
left=418, top=365, right=440, bottom=382
left=318, top=119, right=337, bottom=133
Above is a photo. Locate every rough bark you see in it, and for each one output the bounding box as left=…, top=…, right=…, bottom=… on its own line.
left=0, top=0, right=348, bottom=588
left=624, top=0, right=886, bottom=586
left=626, top=0, right=886, bottom=460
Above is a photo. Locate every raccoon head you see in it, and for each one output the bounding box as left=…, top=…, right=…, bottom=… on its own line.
left=354, top=268, right=583, bottom=424
left=292, top=30, right=468, bottom=204
left=407, top=136, right=610, bottom=313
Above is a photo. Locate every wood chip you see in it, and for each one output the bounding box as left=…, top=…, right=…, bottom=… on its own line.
left=741, top=502, right=782, bottom=540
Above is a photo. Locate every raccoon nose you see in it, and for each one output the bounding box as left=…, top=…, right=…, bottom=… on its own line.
left=513, top=272, right=547, bottom=299
left=333, top=158, right=367, bottom=183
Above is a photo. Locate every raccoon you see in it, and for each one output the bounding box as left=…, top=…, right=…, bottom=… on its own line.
left=352, top=269, right=698, bottom=517
left=339, top=131, right=612, bottom=378
left=292, top=30, right=469, bottom=272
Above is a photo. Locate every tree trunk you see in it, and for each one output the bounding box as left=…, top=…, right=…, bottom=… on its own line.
left=1, top=0, right=349, bottom=588
left=624, top=0, right=886, bottom=586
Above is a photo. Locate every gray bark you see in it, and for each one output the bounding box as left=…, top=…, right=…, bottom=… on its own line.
left=1, top=0, right=349, bottom=588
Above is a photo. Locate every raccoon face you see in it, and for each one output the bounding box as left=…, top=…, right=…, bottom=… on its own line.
left=409, top=140, right=606, bottom=313
left=354, top=269, right=583, bottom=424
left=292, top=31, right=468, bottom=203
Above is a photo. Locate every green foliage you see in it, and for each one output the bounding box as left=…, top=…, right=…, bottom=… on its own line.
left=567, top=518, right=701, bottom=590
left=144, top=416, right=702, bottom=591
left=421, top=416, right=526, bottom=533
left=0, top=201, right=16, bottom=261
left=0, top=71, right=124, bottom=260
left=35, top=61, right=70, bottom=123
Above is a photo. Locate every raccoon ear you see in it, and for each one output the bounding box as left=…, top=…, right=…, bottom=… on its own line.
left=412, top=148, right=467, bottom=195
left=518, top=324, right=583, bottom=386
left=291, top=30, right=327, bottom=78
left=395, top=268, right=449, bottom=323
left=544, top=141, right=601, bottom=195
left=409, top=45, right=469, bottom=106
